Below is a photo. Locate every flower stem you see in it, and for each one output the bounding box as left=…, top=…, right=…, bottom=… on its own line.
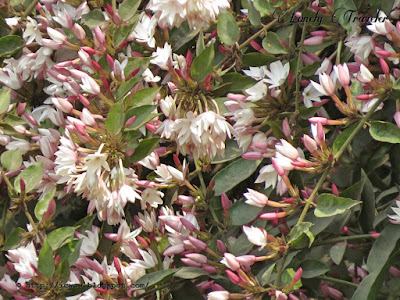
left=313, top=234, right=373, bottom=247
left=294, top=23, right=308, bottom=112
left=316, top=275, right=359, bottom=288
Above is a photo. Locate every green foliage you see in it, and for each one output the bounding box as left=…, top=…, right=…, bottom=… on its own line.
left=217, top=11, right=239, bottom=45
left=190, top=45, right=215, bottom=82
left=315, top=194, right=360, bottom=217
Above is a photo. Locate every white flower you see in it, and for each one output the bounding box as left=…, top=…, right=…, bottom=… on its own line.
left=244, top=188, right=269, bottom=207
left=142, top=68, right=161, bottom=83
left=345, top=35, right=374, bottom=64
left=150, top=43, right=172, bottom=70
left=244, top=81, right=268, bottom=101
left=255, top=164, right=278, bottom=189
left=389, top=200, right=400, bottom=224
left=138, top=211, right=157, bottom=232
left=275, top=139, right=299, bottom=160
left=80, top=75, right=101, bottom=95
left=367, top=11, right=392, bottom=35
left=242, top=225, right=268, bottom=250
left=207, top=291, right=230, bottom=300
left=303, top=83, right=323, bottom=108
left=23, top=17, right=42, bottom=45
left=147, top=0, right=230, bottom=29
left=140, top=188, right=164, bottom=210
left=132, top=249, right=158, bottom=269
left=243, top=66, right=267, bottom=81
left=6, top=242, right=38, bottom=279
left=130, top=12, right=157, bottom=48
left=76, top=226, right=100, bottom=257
left=263, top=60, right=290, bottom=88
left=311, top=73, right=335, bottom=96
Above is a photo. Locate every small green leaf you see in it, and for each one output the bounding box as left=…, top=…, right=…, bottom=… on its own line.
left=330, top=242, right=347, bottom=265
left=190, top=45, right=215, bottom=82
left=125, top=105, right=157, bottom=130
left=287, top=222, right=314, bottom=247
left=129, top=138, right=159, bottom=163
left=46, top=227, right=76, bottom=250
left=359, top=170, right=375, bottom=232
left=129, top=87, right=161, bottom=107
left=136, top=269, right=176, bottom=287
left=82, top=9, right=105, bottom=28
left=170, top=22, right=202, bottom=50
left=115, top=77, right=139, bottom=100
left=174, top=267, right=209, bottom=279
left=232, top=232, right=256, bottom=255
left=229, top=198, right=263, bottom=226
left=35, top=187, right=56, bottom=221
left=38, top=240, right=55, bottom=277
left=262, top=32, right=288, bottom=54
left=105, top=101, right=124, bottom=134
left=217, top=11, right=239, bottom=45
left=0, top=88, right=11, bottom=115
left=260, top=263, right=276, bottom=286
left=124, top=57, right=152, bottom=76
left=315, top=194, right=360, bottom=217
left=370, top=121, right=400, bottom=144
left=0, top=35, right=24, bottom=57
left=221, top=73, right=256, bottom=92
left=300, top=259, right=329, bottom=278
left=114, top=23, right=135, bottom=48
left=1, top=148, right=22, bottom=171
left=196, top=32, right=205, bottom=56
left=14, top=162, right=44, bottom=193
left=333, top=0, right=359, bottom=33
left=171, top=280, right=203, bottom=300
left=2, top=227, right=26, bottom=251
left=333, top=123, right=357, bottom=153
left=213, top=158, right=262, bottom=196
left=242, top=53, right=278, bottom=67
left=57, top=239, right=82, bottom=267
left=212, top=140, right=242, bottom=164
left=370, top=0, right=395, bottom=16
left=118, top=0, right=141, bottom=21
left=253, top=0, right=274, bottom=14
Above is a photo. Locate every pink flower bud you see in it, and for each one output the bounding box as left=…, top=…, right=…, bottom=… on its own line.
left=217, top=240, right=227, bottom=254
left=304, top=36, right=325, bottom=46
left=242, top=152, right=265, bottom=160
left=181, top=258, right=203, bottom=267
left=335, top=64, right=350, bottom=86
left=221, top=193, right=232, bottom=210
left=163, top=244, right=185, bottom=256
left=177, top=195, right=194, bottom=205
left=78, top=94, right=91, bottom=106
left=125, top=115, right=137, bottom=127
left=222, top=253, right=240, bottom=271
left=185, top=253, right=208, bottom=264
left=47, top=27, right=67, bottom=44
left=310, top=30, right=328, bottom=37
left=94, top=27, right=105, bottom=44
left=225, top=270, right=240, bottom=284
left=260, top=211, right=287, bottom=220
left=203, top=265, right=217, bottom=273
left=85, top=258, right=104, bottom=274
left=271, top=157, right=285, bottom=177
left=375, top=49, right=392, bottom=57
left=302, top=135, right=318, bottom=153
left=226, top=93, right=247, bottom=101
left=188, top=236, right=207, bottom=250
left=380, top=58, right=390, bottom=74
left=43, top=199, right=55, bottom=220
left=52, top=97, right=73, bottom=113
left=236, top=255, right=256, bottom=266
left=308, top=117, right=328, bottom=125
left=356, top=94, right=376, bottom=100
left=72, top=24, right=86, bottom=40
left=181, top=218, right=196, bottom=231
left=81, top=46, right=103, bottom=55
left=20, top=178, right=25, bottom=193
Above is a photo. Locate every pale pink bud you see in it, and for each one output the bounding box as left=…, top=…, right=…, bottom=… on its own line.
left=380, top=58, right=390, bottom=74
left=52, top=97, right=73, bottom=113
left=302, top=135, right=318, bottom=153
left=181, top=218, right=196, bottom=231
left=125, top=115, right=137, bottom=127
left=94, top=27, right=105, bottom=44
left=41, top=39, right=62, bottom=49
left=334, top=64, right=350, bottom=86
left=181, top=258, right=202, bottom=267
left=301, top=53, right=316, bottom=65
left=304, top=36, right=325, bottom=46
left=23, top=113, right=38, bottom=127
left=217, top=240, right=227, bottom=253
left=319, top=73, right=335, bottom=95
left=317, top=122, right=325, bottom=142
left=227, top=93, right=247, bottom=101
left=275, top=290, right=288, bottom=300
left=113, top=13, right=122, bottom=25
left=369, top=231, right=380, bottom=239
left=310, top=30, right=328, bottom=37
left=17, top=102, right=26, bottom=116
left=242, top=152, right=264, bottom=160
left=81, top=46, right=103, bottom=55
left=276, top=139, right=299, bottom=160
left=43, top=199, right=56, bottom=220
left=308, top=116, right=328, bottom=125
left=85, top=258, right=104, bottom=274
left=253, top=141, right=269, bottom=150
left=13, top=295, right=29, bottom=300
left=389, top=266, right=400, bottom=277
left=47, top=69, right=68, bottom=82
left=177, top=195, right=194, bottom=205
left=259, top=211, right=287, bottom=220
left=244, top=188, right=269, bottom=207
left=221, top=193, right=232, bottom=210
left=188, top=236, right=207, bottom=250
left=47, top=27, right=67, bottom=44
left=292, top=267, right=303, bottom=283
left=163, top=244, right=185, bottom=256
left=185, top=253, right=208, bottom=264
left=203, top=265, right=217, bottom=274
left=271, top=157, right=285, bottom=176
left=81, top=75, right=101, bottom=95
left=375, top=49, right=391, bottom=57
left=225, top=270, right=240, bottom=284
left=78, top=94, right=91, bottom=106
left=72, top=23, right=86, bottom=40
left=282, top=119, right=291, bottom=138
left=236, top=255, right=256, bottom=266
left=78, top=49, right=92, bottom=66
left=222, top=253, right=240, bottom=271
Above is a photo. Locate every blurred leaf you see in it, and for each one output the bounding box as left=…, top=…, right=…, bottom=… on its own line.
left=217, top=11, right=239, bottom=45
left=129, top=138, right=159, bottom=163
left=370, top=0, right=396, bottom=15
left=242, top=53, right=278, bottom=67
left=0, top=88, right=10, bottom=115
left=35, top=187, right=56, bottom=221
left=300, top=259, right=329, bottom=278
left=298, top=107, right=319, bottom=120
left=129, top=87, right=161, bottom=107
left=2, top=227, right=25, bottom=251
left=300, top=62, right=320, bottom=76
left=82, top=9, right=105, bottom=27
left=105, top=101, right=124, bottom=134
left=260, top=263, right=276, bottom=286
left=170, top=22, right=201, bottom=50
left=1, top=148, right=21, bottom=171
left=115, top=77, right=139, bottom=100
left=118, top=0, right=141, bottom=21
left=55, top=259, right=70, bottom=282
left=0, top=35, right=23, bottom=57
left=333, top=0, right=359, bottom=33
left=221, top=73, right=256, bottom=92
left=359, top=170, right=375, bottom=232
left=171, top=280, right=203, bottom=299
left=213, top=158, right=261, bottom=196
left=242, top=0, right=261, bottom=25
left=315, top=194, right=360, bottom=217
left=124, top=57, right=152, bottom=76
left=330, top=242, right=347, bottom=265
left=370, top=121, right=400, bottom=144
left=114, top=23, right=135, bottom=48
left=262, top=32, right=288, bottom=54
left=196, top=32, right=205, bottom=56
left=174, top=267, right=209, bottom=279
left=14, top=162, right=44, bottom=193
left=47, top=227, right=76, bottom=250
left=190, top=45, right=215, bottom=82
left=333, top=123, right=357, bottom=153
left=253, top=0, right=274, bottom=14
left=231, top=232, right=256, bottom=255
left=57, top=239, right=82, bottom=267
left=136, top=269, right=176, bottom=287
left=282, top=268, right=302, bottom=290
left=212, top=140, right=242, bottom=164
left=229, top=198, right=263, bottom=226
left=38, top=240, right=55, bottom=277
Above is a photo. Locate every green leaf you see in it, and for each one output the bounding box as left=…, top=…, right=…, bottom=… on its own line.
left=352, top=267, right=391, bottom=300
left=287, top=222, right=314, bottom=247
left=190, top=45, right=215, bottom=82
left=0, top=35, right=24, bottom=57
left=171, top=280, right=203, bottom=300
left=54, top=259, right=70, bottom=282
left=82, top=9, right=105, bottom=28
left=242, top=0, right=261, bottom=26
left=2, top=227, right=26, bottom=251
left=298, top=107, right=319, bottom=120
left=217, top=11, right=239, bottom=45
left=213, top=158, right=262, bottom=196
left=300, top=259, right=329, bottom=278
left=282, top=268, right=302, bottom=290
left=196, top=32, right=205, bottom=56
left=1, top=148, right=22, bottom=171
left=232, top=232, right=256, bottom=255
left=35, top=187, right=56, bottom=221
left=38, top=240, right=55, bottom=277
left=57, top=239, right=82, bottom=267
left=14, top=162, right=44, bottom=193
left=118, top=0, right=141, bottom=21
left=129, top=87, right=161, bottom=107
left=370, top=121, right=400, bottom=144
left=46, top=227, right=76, bottom=250
left=105, top=101, right=124, bottom=134
left=125, top=105, right=157, bottom=130
left=0, top=88, right=11, bottom=115
left=170, top=22, right=201, bottom=50
left=253, top=0, right=274, bottom=14
left=124, top=57, right=152, bottom=76
left=333, top=123, right=357, bottom=153
left=260, top=263, right=276, bottom=286
left=262, top=32, right=288, bottom=54
left=212, top=140, right=242, bottom=164
left=330, top=242, right=347, bottom=265
left=2, top=114, right=27, bottom=126
left=174, top=267, right=209, bottom=279
left=300, top=62, right=321, bottom=77
left=242, top=53, right=278, bottom=67
left=359, top=170, right=375, bottom=232
left=370, top=0, right=396, bottom=15
left=221, top=73, right=256, bottom=92
left=115, top=77, right=139, bottom=100
left=333, top=0, right=358, bottom=33
left=129, top=138, right=159, bottom=163
left=315, top=194, right=360, bottom=217
left=229, top=198, right=263, bottom=226
left=114, top=23, right=135, bottom=48
left=136, top=269, right=176, bottom=287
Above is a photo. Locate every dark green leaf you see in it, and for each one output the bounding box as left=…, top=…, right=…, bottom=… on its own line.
left=1, top=148, right=22, bottom=171
left=253, top=0, right=274, bottom=14
left=213, top=158, right=262, bottom=196
left=300, top=259, right=329, bottom=278
left=221, top=73, right=256, bottom=92
left=171, top=280, right=203, bottom=300
left=114, top=23, right=135, bottom=48
left=82, top=9, right=105, bottom=28
left=315, top=194, right=360, bottom=217
left=136, top=269, right=176, bottom=287
left=0, top=88, right=10, bottom=114
left=300, top=62, right=321, bottom=77
left=370, top=121, right=400, bottom=144
left=370, top=0, right=396, bottom=15
left=298, top=106, right=319, bottom=120
left=217, top=11, right=239, bottom=45
left=129, top=138, right=159, bottom=163
left=196, top=32, right=205, bottom=56
left=174, top=267, right=209, bottom=279
left=229, top=198, right=263, bottom=226
left=359, top=170, right=375, bottom=232
left=125, top=105, right=157, bottom=130
left=129, top=87, right=161, bottom=107
left=333, top=0, right=359, bottom=33
left=118, top=0, right=141, bottom=21
left=242, top=0, right=261, bottom=25
left=105, top=101, right=124, bottom=134
left=190, top=45, right=215, bottom=82
left=212, top=139, right=242, bottom=164
left=170, top=22, right=201, bottom=50
left=262, top=32, right=288, bottom=54
left=330, top=242, right=347, bottom=265
left=333, top=123, right=357, bottom=153
left=35, top=187, right=56, bottom=221
left=232, top=233, right=256, bottom=255
left=54, top=259, right=70, bottom=282
left=242, top=53, right=278, bottom=67
left=115, top=77, right=139, bottom=100
left=2, top=227, right=26, bottom=251
left=260, top=263, right=276, bottom=286
left=0, top=35, right=24, bottom=57
left=124, top=57, right=152, bottom=76
left=38, top=240, right=55, bottom=277
left=46, top=227, right=76, bottom=250
left=14, top=162, right=44, bottom=193
left=57, top=240, right=82, bottom=267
